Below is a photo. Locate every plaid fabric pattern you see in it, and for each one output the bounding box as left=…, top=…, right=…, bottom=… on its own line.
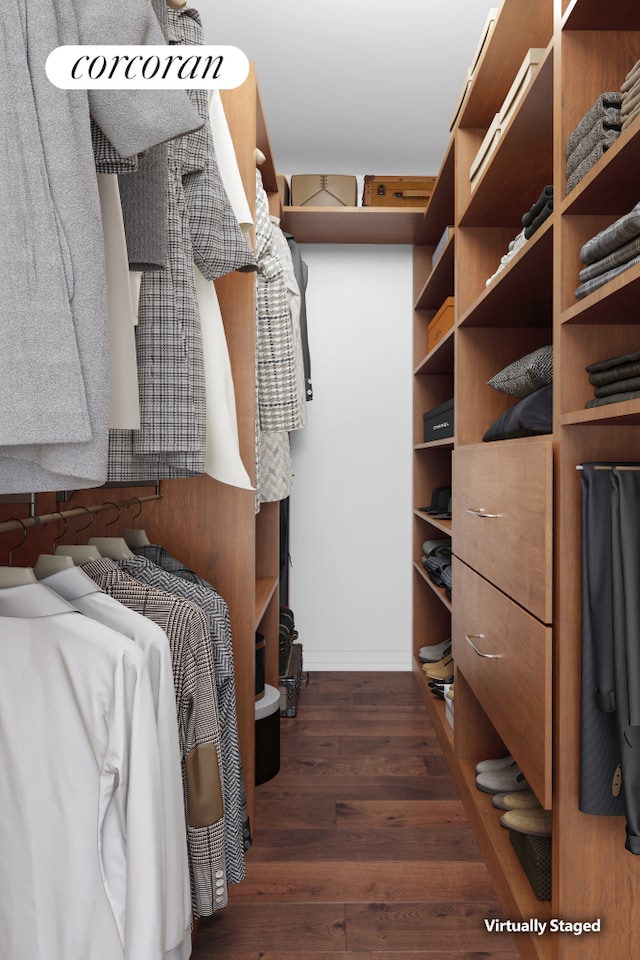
left=82, top=557, right=228, bottom=918
left=92, top=119, right=138, bottom=174
left=580, top=201, right=640, bottom=265
left=576, top=252, right=640, bottom=299
left=579, top=231, right=640, bottom=284
left=255, top=170, right=302, bottom=433
left=107, top=8, right=254, bottom=482
left=123, top=550, right=250, bottom=880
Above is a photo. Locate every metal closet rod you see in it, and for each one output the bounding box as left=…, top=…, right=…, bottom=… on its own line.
left=0, top=494, right=162, bottom=536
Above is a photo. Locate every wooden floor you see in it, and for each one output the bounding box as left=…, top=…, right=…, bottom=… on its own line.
left=193, top=671, right=519, bottom=959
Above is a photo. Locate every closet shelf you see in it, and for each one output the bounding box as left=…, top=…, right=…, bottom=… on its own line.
left=560, top=265, right=640, bottom=324
left=413, top=512, right=452, bottom=537
left=560, top=399, right=640, bottom=427
left=414, top=238, right=455, bottom=310
left=414, top=438, right=455, bottom=451
left=562, top=0, right=640, bottom=31
left=414, top=139, right=455, bottom=245
left=560, top=114, right=640, bottom=216
left=458, top=221, right=553, bottom=328
left=414, top=328, right=454, bottom=376
left=414, top=561, right=452, bottom=611
left=281, top=206, right=425, bottom=244
left=255, top=575, right=279, bottom=628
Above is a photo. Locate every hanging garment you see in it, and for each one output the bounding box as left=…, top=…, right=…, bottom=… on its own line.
left=194, top=263, right=253, bottom=489
left=579, top=463, right=624, bottom=816
left=255, top=171, right=303, bottom=433
left=0, top=0, right=202, bottom=494
left=41, top=565, right=193, bottom=960
left=82, top=557, right=229, bottom=917
left=120, top=550, right=250, bottom=879
left=108, top=6, right=256, bottom=483
left=0, top=583, right=165, bottom=960
left=284, top=232, right=314, bottom=401
left=208, top=90, right=253, bottom=232
left=610, top=468, right=640, bottom=854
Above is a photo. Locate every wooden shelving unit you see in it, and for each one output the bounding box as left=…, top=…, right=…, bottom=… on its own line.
left=413, top=1, right=640, bottom=957
left=281, top=205, right=425, bottom=244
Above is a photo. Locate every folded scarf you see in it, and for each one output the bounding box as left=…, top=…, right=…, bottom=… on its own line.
left=594, top=375, right=640, bottom=397
left=566, top=138, right=620, bottom=194
left=587, top=348, right=640, bottom=375
left=578, top=231, right=640, bottom=283
left=621, top=58, right=640, bottom=94
left=566, top=123, right=621, bottom=179
left=524, top=199, right=553, bottom=239
left=522, top=185, right=553, bottom=228
left=566, top=92, right=622, bottom=156
left=622, top=101, right=640, bottom=132
left=589, top=360, right=640, bottom=388
left=586, top=388, right=640, bottom=408
left=580, top=201, right=640, bottom=264
left=621, top=84, right=640, bottom=118
left=575, top=252, right=640, bottom=299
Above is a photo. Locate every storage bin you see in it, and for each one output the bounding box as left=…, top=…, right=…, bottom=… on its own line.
left=423, top=399, right=454, bottom=442
left=255, top=683, right=281, bottom=785
left=290, top=174, right=357, bottom=207
left=427, top=297, right=455, bottom=353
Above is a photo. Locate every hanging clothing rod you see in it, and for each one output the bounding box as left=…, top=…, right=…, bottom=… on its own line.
left=0, top=494, right=161, bottom=536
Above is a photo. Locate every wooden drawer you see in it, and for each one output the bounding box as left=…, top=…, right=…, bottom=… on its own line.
left=452, top=557, right=552, bottom=808
left=452, top=439, right=552, bottom=623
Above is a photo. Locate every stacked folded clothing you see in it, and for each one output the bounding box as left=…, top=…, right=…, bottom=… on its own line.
left=486, top=185, right=553, bottom=285
left=621, top=57, right=640, bottom=132
left=421, top=538, right=452, bottom=599
left=565, top=92, right=622, bottom=194
left=522, top=185, right=553, bottom=240
left=576, top=199, right=640, bottom=299
left=585, top=348, right=640, bottom=408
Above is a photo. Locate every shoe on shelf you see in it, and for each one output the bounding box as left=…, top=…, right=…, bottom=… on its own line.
left=423, top=654, right=454, bottom=680
left=475, top=754, right=513, bottom=775
left=492, top=790, right=541, bottom=811
left=418, top=638, right=452, bottom=663
left=500, top=807, right=552, bottom=836
left=445, top=684, right=454, bottom=702
left=476, top=762, right=529, bottom=795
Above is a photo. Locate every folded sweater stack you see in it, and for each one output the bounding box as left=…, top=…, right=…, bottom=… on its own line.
left=585, top=348, right=640, bottom=408
left=565, top=92, right=622, bottom=194
left=576, top=199, right=640, bottom=299
left=485, top=185, right=553, bottom=285
left=621, top=57, right=640, bottom=132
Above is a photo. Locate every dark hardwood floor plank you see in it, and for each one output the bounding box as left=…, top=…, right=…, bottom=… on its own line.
left=334, top=798, right=468, bottom=827
left=226, top=860, right=499, bottom=903
left=195, top=903, right=346, bottom=954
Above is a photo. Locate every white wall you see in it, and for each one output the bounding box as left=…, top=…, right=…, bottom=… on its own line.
left=288, top=245, right=413, bottom=671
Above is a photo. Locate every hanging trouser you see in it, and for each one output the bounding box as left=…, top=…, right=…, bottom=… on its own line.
left=610, top=467, right=640, bottom=853
left=579, top=463, right=624, bottom=816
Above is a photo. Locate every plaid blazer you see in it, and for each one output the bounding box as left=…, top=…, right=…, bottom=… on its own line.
left=123, top=549, right=250, bottom=881
left=107, top=7, right=255, bottom=482
left=82, top=557, right=228, bottom=918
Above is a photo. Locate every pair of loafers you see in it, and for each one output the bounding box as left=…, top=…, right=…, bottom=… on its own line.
left=475, top=757, right=529, bottom=795
left=418, top=638, right=451, bottom=663
left=422, top=653, right=454, bottom=680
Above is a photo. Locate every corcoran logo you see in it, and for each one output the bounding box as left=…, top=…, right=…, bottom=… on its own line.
left=45, top=45, right=249, bottom=89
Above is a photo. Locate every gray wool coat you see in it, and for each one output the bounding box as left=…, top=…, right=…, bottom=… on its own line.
left=0, top=0, right=201, bottom=494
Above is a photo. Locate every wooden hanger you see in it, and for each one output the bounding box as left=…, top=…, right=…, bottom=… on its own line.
left=34, top=512, right=76, bottom=579
left=0, top=518, right=36, bottom=587
left=123, top=498, right=151, bottom=548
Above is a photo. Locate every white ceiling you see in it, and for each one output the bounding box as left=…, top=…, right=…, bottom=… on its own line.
left=198, top=0, right=499, bottom=177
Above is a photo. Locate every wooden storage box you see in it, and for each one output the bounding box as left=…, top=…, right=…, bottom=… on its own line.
left=362, top=175, right=437, bottom=208
left=427, top=297, right=455, bottom=352
left=290, top=174, right=357, bottom=207
left=499, top=48, right=546, bottom=129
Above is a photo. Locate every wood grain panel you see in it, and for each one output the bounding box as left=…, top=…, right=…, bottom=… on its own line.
left=452, top=560, right=552, bottom=808
left=453, top=440, right=553, bottom=621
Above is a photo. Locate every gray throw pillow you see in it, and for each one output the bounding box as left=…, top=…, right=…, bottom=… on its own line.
left=487, top=345, right=553, bottom=399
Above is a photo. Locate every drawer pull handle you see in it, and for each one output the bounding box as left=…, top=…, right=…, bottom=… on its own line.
left=466, top=507, right=501, bottom=518
left=465, top=634, right=502, bottom=659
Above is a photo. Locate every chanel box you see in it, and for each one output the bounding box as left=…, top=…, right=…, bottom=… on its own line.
left=423, top=399, right=454, bottom=442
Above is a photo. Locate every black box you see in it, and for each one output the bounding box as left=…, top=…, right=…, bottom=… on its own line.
left=509, top=830, right=552, bottom=901
left=423, top=399, right=454, bottom=442
left=255, top=684, right=281, bottom=785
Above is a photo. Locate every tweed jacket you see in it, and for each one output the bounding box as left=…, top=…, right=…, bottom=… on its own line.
left=108, top=7, right=256, bottom=482
left=122, top=550, right=250, bottom=881
left=83, top=558, right=229, bottom=918
left=0, top=0, right=202, bottom=494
